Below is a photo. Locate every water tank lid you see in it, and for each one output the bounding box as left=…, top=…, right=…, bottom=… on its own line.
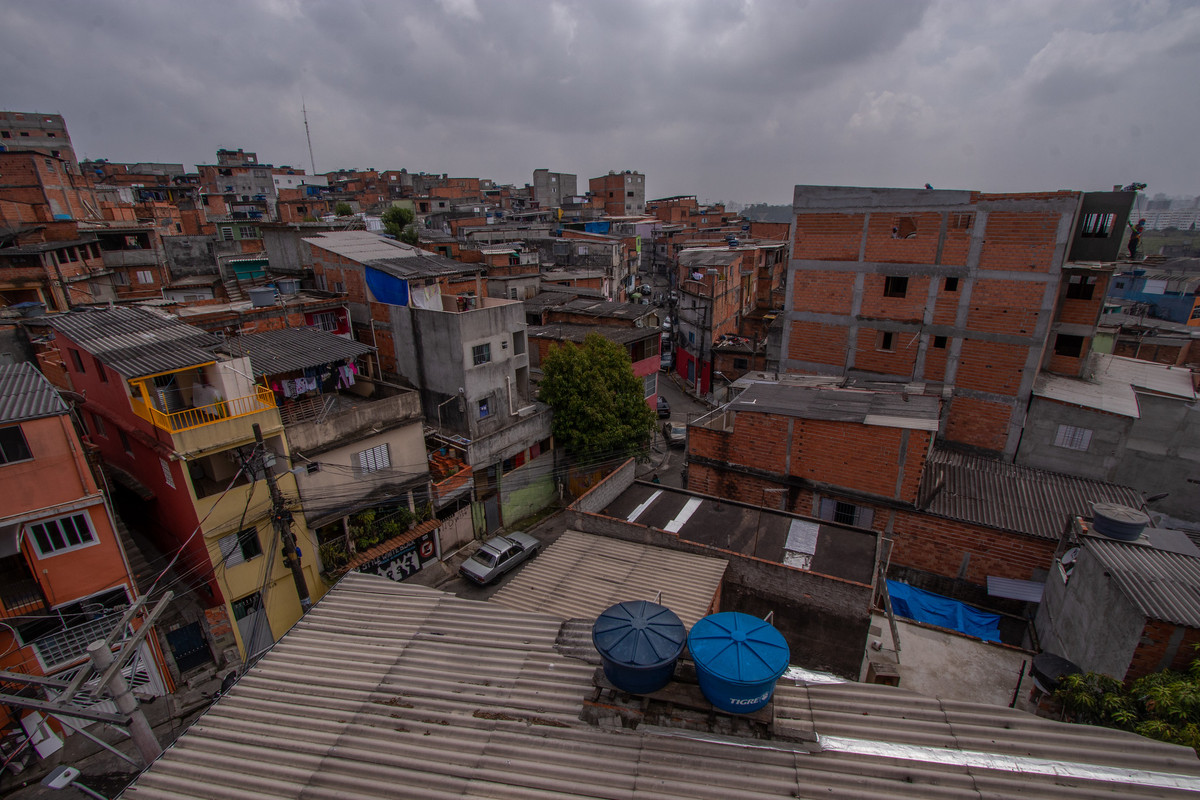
left=1091, top=503, right=1150, bottom=526
left=688, top=612, right=789, bottom=684
left=592, top=601, right=686, bottom=668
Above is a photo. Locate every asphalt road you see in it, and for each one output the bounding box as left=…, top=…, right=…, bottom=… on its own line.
left=648, top=368, right=710, bottom=489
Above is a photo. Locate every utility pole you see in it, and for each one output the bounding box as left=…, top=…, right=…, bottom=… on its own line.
left=253, top=423, right=312, bottom=611
left=87, top=641, right=161, bottom=765
left=302, top=100, right=317, bottom=176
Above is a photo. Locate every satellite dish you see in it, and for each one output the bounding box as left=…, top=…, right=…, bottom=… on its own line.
left=1061, top=547, right=1079, bottom=566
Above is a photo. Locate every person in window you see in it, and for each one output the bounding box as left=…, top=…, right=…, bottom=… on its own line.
left=1128, top=218, right=1145, bottom=259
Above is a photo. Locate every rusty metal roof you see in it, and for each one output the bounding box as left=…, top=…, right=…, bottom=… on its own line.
left=0, top=362, right=67, bottom=423
left=921, top=448, right=1144, bottom=539
left=120, top=573, right=1200, bottom=799
left=215, top=326, right=373, bottom=377
left=1085, top=537, right=1200, bottom=628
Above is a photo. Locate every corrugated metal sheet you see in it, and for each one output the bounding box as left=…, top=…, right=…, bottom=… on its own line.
left=302, top=230, right=419, bottom=261
left=1034, top=354, right=1195, bottom=418
left=921, top=448, right=1143, bottom=539
left=122, top=574, right=1200, bottom=800
left=1086, top=537, right=1200, bottom=628
left=216, top=326, right=373, bottom=377
left=367, top=253, right=480, bottom=279
left=0, top=362, right=67, bottom=423
left=731, top=384, right=941, bottom=430
left=490, top=530, right=725, bottom=627
left=47, top=307, right=222, bottom=379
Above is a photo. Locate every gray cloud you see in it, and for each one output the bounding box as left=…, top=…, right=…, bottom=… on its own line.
left=2, top=0, right=1196, bottom=202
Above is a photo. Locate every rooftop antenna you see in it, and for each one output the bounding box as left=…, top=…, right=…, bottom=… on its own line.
left=302, top=99, right=317, bottom=176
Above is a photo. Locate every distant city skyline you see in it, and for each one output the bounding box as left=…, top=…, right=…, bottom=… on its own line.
left=4, top=0, right=1199, bottom=205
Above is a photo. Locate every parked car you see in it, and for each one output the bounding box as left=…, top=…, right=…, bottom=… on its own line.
left=657, top=396, right=671, bottom=418
left=663, top=421, right=687, bottom=447
left=458, top=531, right=541, bottom=585
left=661, top=316, right=672, bottom=331
left=660, top=352, right=674, bottom=372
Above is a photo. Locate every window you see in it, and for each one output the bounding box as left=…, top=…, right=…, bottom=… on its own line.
left=333, top=281, right=345, bottom=293
left=160, top=457, right=175, bottom=489
left=218, top=527, right=263, bottom=567
left=92, top=356, right=108, bottom=383
left=1054, top=424, right=1093, bottom=451
left=1114, top=280, right=1127, bottom=289
left=0, top=131, right=8, bottom=139
left=1066, top=274, right=1096, bottom=300
left=478, top=398, right=491, bottom=418
left=134, top=270, right=153, bottom=285
left=1053, top=334, right=1084, bottom=358
left=883, top=276, right=908, bottom=298
left=28, top=513, right=97, bottom=557
left=818, top=498, right=874, bottom=529
left=112, top=271, right=129, bottom=286
left=90, top=413, right=106, bottom=438
left=733, top=357, right=749, bottom=370
left=944, top=277, right=959, bottom=292
left=69, top=349, right=85, bottom=373
left=219, top=226, right=233, bottom=241
left=312, top=312, right=340, bottom=332
left=472, top=343, right=492, bottom=366
left=1080, top=212, right=1115, bottom=238
left=47, top=132, right=56, bottom=138
left=892, top=217, right=917, bottom=238
left=0, top=426, right=33, bottom=464
left=119, top=430, right=134, bottom=456
left=643, top=373, right=656, bottom=399
left=877, top=331, right=895, bottom=352
left=951, top=213, right=974, bottom=230
left=355, top=443, right=390, bottom=474
left=933, top=336, right=948, bottom=349
left=512, top=331, right=526, bottom=355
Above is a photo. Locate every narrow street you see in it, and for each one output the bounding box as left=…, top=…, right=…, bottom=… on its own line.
left=647, top=368, right=711, bottom=489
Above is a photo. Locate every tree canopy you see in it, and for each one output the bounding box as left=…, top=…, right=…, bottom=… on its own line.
left=382, top=206, right=419, bottom=245
left=539, top=332, right=656, bottom=463
left=1054, top=649, right=1200, bottom=753
left=334, top=201, right=354, bottom=217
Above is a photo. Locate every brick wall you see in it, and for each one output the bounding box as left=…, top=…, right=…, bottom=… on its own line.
left=944, top=395, right=1012, bottom=452
left=965, top=279, right=1044, bottom=336
left=793, top=213, right=864, bottom=261
left=1127, top=619, right=1200, bottom=681
left=863, top=212, right=942, bottom=264
left=787, top=320, right=847, bottom=366
left=955, top=339, right=1027, bottom=395
left=976, top=210, right=1062, bottom=272
left=792, top=270, right=856, bottom=314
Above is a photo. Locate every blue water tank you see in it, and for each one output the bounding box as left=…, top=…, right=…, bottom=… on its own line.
left=688, top=612, right=790, bottom=713
left=592, top=601, right=686, bottom=694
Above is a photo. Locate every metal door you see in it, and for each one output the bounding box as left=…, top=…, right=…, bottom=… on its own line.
left=231, top=592, right=274, bottom=658
left=166, top=621, right=212, bottom=673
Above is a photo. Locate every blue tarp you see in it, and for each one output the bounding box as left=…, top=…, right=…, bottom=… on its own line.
left=365, top=266, right=409, bottom=306
left=886, top=580, right=1001, bottom=642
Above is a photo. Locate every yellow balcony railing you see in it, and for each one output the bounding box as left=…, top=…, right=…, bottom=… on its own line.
left=133, top=385, right=277, bottom=433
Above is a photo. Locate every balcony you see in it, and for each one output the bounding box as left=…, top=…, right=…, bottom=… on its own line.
left=282, top=385, right=422, bottom=455
left=132, top=384, right=277, bottom=434
left=0, top=559, right=49, bottom=621
left=101, top=250, right=159, bottom=268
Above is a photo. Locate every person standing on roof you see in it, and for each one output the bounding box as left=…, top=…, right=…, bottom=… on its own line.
left=1128, top=218, right=1146, bottom=259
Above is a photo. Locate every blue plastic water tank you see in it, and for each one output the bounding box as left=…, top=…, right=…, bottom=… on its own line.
left=688, top=612, right=790, bottom=713
left=592, top=601, right=686, bottom=694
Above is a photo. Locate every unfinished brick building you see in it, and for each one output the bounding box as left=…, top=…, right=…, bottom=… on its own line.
left=781, top=186, right=1134, bottom=457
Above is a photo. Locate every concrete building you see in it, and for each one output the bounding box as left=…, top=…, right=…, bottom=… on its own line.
left=1107, top=258, right=1200, bottom=325
left=1017, top=354, right=1200, bottom=522
left=527, top=323, right=661, bottom=411
left=589, top=170, right=645, bottom=216
left=303, top=231, right=553, bottom=533
left=531, top=169, right=576, bottom=208
left=780, top=186, right=1136, bottom=458
left=1037, top=515, right=1200, bottom=681
left=46, top=307, right=327, bottom=662
left=0, top=363, right=170, bottom=731
left=0, top=111, right=79, bottom=173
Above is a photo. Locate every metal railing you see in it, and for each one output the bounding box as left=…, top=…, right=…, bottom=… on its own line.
left=133, top=384, right=276, bottom=433
left=0, top=580, right=49, bottom=621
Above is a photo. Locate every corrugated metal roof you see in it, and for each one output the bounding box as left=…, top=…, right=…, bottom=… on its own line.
left=490, top=530, right=725, bottom=627
left=551, top=297, right=658, bottom=321
left=1085, top=537, right=1200, bottom=628
left=46, top=307, right=223, bottom=379
left=921, top=448, right=1144, bottom=540
left=122, top=573, right=1200, bottom=799
left=216, top=326, right=373, bottom=377
left=731, top=384, right=941, bottom=430
left=527, top=323, right=658, bottom=346
left=366, top=253, right=479, bottom=279
left=0, top=362, right=67, bottom=423
left=303, top=229, right=420, bottom=261
left=1034, top=354, right=1195, bottom=418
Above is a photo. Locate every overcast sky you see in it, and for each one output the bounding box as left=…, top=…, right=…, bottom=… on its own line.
left=4, top=0, right=1198, bottom=206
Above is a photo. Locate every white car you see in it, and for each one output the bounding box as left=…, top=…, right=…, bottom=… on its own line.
left=458, top=532, right=541, bottom=585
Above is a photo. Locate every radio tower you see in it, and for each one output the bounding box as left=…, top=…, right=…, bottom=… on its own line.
left=302, top=100, right=317, bottom=175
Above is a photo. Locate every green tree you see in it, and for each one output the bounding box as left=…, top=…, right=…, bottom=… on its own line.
left=381, top=206, right=418, bottom=244
left=539, top=333, right=656, bottom=462
left=1055, top=648, right=1200, bottom=753
left=334, top=202, right=354, bottom=217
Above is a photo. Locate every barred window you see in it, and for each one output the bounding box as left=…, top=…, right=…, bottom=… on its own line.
left=355, top=443, right=390, bottom=474
left=1054, top=425, right=1092, bottom=451
left=28, top=513, right=97, bottom=557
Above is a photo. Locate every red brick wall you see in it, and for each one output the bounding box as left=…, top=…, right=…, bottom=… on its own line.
left=793, top=213, right=864, bottom=261
left=923, top=339, right=950, bottom=382
left=863, top=212, right=942, bottom=264
left=791, top=270, right=855, bottom=314
left=1127, top=620, right=1200, bottom=681
left=859, top=274, right=930, bottom=321
left=854, top=327, right=919, bottom=377
left=966, top=279, right=1044, bottom=336
left=889, top=510, right=1057, bottom=584
left=944, top=395, right=1012, bottom=452
left=955, top=339, right=1027, bottom=395
left=976, top=210, right=1062, bottom=272
left=787, top=321, right=847, bottom=366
